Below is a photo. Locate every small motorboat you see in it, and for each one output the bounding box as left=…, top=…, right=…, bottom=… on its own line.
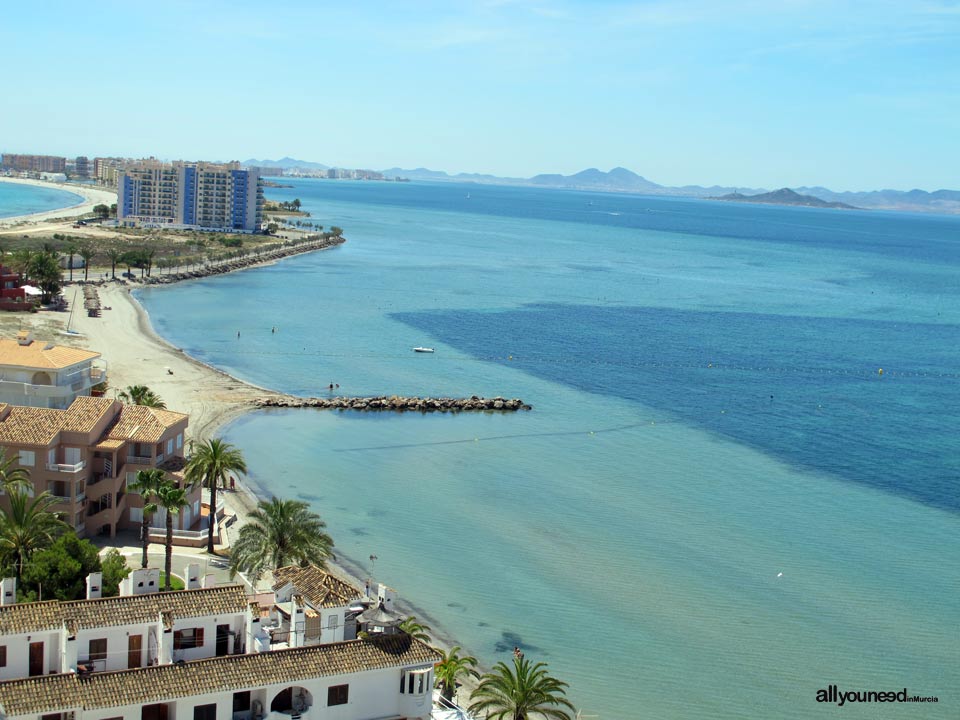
left=412, top=347, right=435, bottom=353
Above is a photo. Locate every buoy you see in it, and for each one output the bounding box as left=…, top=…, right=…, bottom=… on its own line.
left=878, top=368, right=883, bottom=376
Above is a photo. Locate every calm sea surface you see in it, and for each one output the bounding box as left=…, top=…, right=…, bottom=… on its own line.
left=0, top=180, right=82, bottom=218
left=137, top=180, right=960, bottom=719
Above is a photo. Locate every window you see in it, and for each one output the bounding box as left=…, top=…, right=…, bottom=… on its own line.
left=327, top=684, right=349, bottom=706
left=0, top=646, right=6, bottom=667
left=167, top=438, right=174, bottom=455
left=174, top=627, right=205, bottom=649
left=18, top=450, right=34, bottom=467
left=193, top=704, right=216, bottom=720
left=233, top=691, right=251, bottom=712
left=404, top=669, right=430, bottom=695
left=47, top=449, right=56, bottom=466
left=176, top=433, right=183, bottom=449
left=130, top=507, right=143, bottom=523
left=89, top=638, right=107, bottom=662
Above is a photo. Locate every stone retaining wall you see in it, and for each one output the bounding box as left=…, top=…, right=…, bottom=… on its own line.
left=254, top=395, right=531, bottom=412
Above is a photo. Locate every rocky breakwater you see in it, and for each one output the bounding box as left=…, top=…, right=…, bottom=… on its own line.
left=253, top=395, right=532, bottom=412
left=133, top=236, right=346, bottom=285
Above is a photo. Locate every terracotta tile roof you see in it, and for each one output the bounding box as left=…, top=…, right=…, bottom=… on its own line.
left=0, top=635, right=440, bottom=714
left=0, top=601, right=63, bottom=634
left=93, top=438, right=125, bottom=451
left=102, top=405, right=187, bottom=444
left=60, top=396, right=114, bottom=433
left=273, top=565, right=361, bottom=609
left=0, top=405, right=67, bottom=445
left=0, top=338, right=100, bottom=370
left=0, top=586, right=249, bottom=636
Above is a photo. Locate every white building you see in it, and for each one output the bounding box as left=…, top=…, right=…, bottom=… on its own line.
left=0, top=566, right=439, bottom=720
left=0, top=333, right=106, bottom=410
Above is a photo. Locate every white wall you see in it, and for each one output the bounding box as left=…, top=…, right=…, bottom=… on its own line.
left=0, top=629, right=60, bottom=680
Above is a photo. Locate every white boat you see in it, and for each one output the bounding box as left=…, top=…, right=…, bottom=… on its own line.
left=412, top=347, right=435, bottom=353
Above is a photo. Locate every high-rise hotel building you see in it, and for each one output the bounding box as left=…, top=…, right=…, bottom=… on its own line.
left=117, top=160, right=264, bottom=232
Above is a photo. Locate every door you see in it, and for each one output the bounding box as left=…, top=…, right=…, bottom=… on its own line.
left=128, top=634, right=143, bottom=669
left=29, top=641, right=43, bottom=676
left=216, top=624, right=230, bottom=656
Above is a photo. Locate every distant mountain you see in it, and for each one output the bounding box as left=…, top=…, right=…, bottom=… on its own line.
left=713, top=188, right=858, bottom=210
left=243, top=157, right=329, bottom=171
left=529, top=166, right=662, bottom=192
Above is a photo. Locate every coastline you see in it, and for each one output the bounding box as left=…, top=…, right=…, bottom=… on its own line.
left=13, top=247, right=474, bottom=677
left=0, top=177, right=117, bottom=227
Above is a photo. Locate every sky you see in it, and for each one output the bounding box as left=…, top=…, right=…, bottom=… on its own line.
left=2, top=0, right=958, bottom=191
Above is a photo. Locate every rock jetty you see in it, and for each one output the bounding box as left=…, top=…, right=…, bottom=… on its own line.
left=131, top=236, right=345, bottom=286
left=253, top=395, right=531, bottom=412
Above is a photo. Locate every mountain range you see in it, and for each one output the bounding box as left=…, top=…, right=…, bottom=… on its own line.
left=244, top=158, right=960, bottom=214
left=713, top=188, right=859, bottom=210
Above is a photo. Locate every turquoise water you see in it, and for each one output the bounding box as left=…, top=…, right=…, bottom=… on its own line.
left=0, top=180, right=83, bottom=218
left=138, top=181, right=960, bottom=719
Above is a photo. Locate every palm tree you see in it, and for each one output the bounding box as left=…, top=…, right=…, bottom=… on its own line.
left=399, top=616, right=432, bottom=643
left=435, top=646, right=480, bottom=704
left=184, top=438, right=247, bottom=553
left=155, top=482, right=188, bottom=591
left=228, top=497, right=334, bottom=584
left=118, top=384, right=167, bottom=409
left=469, top=655, right=576, bottom=720
left=106, top=247, right=122, bottom=279
left=65, top=240, right=78, bottom=282
left=0, top=449, right=31, bottom=494
left=127, top=468, right=166, bottom=569
left=11, top=249, right=34, bottom=282
left=0, top=487, right=69, bottom=581
left=78, top=244, right=96, bottom=281
left=28, top=251, right=62, bottom=303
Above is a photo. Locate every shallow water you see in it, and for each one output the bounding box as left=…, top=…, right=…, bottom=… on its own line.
left=0, top=180, right=82, bottom=218
left=139, top=181, right=960, bottom=719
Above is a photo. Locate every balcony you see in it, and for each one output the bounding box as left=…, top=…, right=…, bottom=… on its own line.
left=47, top=460, right=86, bottom=473
left=126, top=455, right=154, bottom=466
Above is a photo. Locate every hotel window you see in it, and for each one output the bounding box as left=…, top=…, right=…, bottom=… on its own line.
left=88, top=638, right=107, bottom=662
left=18, top=450, right=34, bottom=467
left=174, top=627, right=205, bottom=650
left=327, top=684, right=349, bottom=706
left=193, top=704, right=216, bottom=720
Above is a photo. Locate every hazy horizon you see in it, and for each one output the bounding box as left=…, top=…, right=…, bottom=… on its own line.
left=2, top=1, right=958, bottom=192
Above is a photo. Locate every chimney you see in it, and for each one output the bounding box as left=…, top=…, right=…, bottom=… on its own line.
left=185, top=563, right=201, bottom=590
left=1, top=577, right=15, bottom=605
left=15, top=330, right=32, bottom=346
left=86, top=572, right=102, bottom=599
left=159, top=611, right=174, bottom=665
left=61, top=620, right=79, bottom=672
left=122, top=568, right=161, bottom=596
left=378, top=584, right=397, bottom=612
left=291, top=594, right=305, bottom=648
left=202, top=573, right=216, bottom=589
left=247, top=601, right=262, bottom=654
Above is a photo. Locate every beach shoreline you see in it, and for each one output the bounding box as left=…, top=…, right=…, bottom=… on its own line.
left=0, top=176, right=117, bottom=226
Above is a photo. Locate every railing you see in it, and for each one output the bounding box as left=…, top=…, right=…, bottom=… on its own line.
left=148, top=527, right=207, bottom=540
left=126, top=455, right=153, bottom=465
left=46, top=460, right=86, bottom=473
left=49, top=494, right=72, bottom=504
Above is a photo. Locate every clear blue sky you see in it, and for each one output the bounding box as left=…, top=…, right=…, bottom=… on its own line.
left=3, top=1, right=958, bottom=190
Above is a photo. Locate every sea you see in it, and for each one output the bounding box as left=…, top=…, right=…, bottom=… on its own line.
left=134, top=180, right=959, bottom=719
left=0, top=180, right=83, bottom=218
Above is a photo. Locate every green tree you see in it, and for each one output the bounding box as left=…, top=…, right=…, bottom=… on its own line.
left=228, top=497, right=334, bottom=584
left=128, top=468, right=167, bottom=568
left=435, top=646, right=480, bottom=704
left=184, top=438, right=247, bottom=553
left=156, top=482, right=188, bottom=591
left=78, top=243, right=96, bottom=282
left=100, top=548, right=132, bottom=596
left=110, top=203, right=117, bottom=218
left=0, top=449, right=31, bottom=493
left=28, top=250, right=62, bottom=303
left=92, top=204, right=110, bottom=219
left=399, top=616, right=432, bottom=643
left=330, top=226, right=343, bottom=237
left=469, top=655, right=576, bottom=720
left=20, top=533, right=112, bottom=601
left=10, top=249, right=33, bottom=281
left=118, top=384, right=166, bottom=409
left=0, top=487, right=69, bottom=581
left=292, top=199, right=302, bottom=212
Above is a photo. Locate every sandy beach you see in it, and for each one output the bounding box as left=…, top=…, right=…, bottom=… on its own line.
left=0, top=177, right=116, bottom=227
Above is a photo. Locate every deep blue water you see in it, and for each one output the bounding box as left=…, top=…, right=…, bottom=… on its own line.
left=394, top=304, right=960, bottom=512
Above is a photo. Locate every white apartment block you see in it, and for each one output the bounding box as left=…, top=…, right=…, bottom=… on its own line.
left=0, top=333, right=106, bottom=410
left=117, top=161, right=264, bottom=232
left=0, top=566, right=438, bottom=720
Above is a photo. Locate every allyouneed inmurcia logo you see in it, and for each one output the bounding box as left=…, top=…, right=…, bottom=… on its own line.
left=816, top=685, right=939, bottom=707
